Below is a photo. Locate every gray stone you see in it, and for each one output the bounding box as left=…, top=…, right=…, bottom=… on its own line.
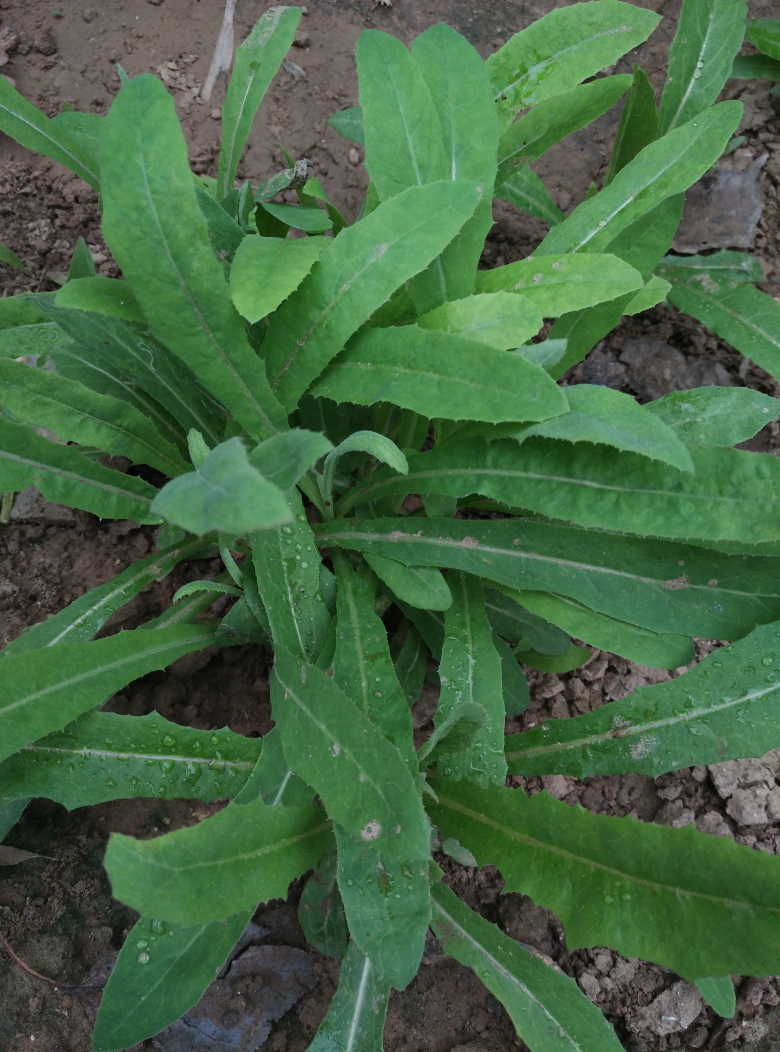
left=640, top=981, right=704, bottom=1036
left=726, top=786, right=770, bottom=826
left=9, top=486, right=75, bottom=523
left=673, top=156, right=767, bottom=253
left=619, top=338, right=688, bottom=400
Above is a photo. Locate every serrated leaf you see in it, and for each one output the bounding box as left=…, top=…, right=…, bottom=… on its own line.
left=248, top=428, right=333, bottom=493
left=313, top=517, right=780, bottom=642
left=658, top=0, right=748, bottom=136
left=475, top=253, right=643, bottom=316
left=262, top=180, right=480, bottom=412
left=230, top=236, right=329, bottom=323
left=234, top=726, right=314, bottom=808
left=271, top=647, right=430, bottom=860
left=101, top=75, right=287, bottom=440
left=624, top=275, right=671, bottom=315
left=217, top=6, right=302, bottom=198
left=0, top=321, right=71, bottom=359
left=604, top=66, right=658, bottom=186
left=695, top=976, right=736, bottom=1019
left=55, top=276, right=145, bottom=323
left=430, top=882, right=624, bottom=1052
left=335, top=824, right=430, bottom=989
left=311, top=325, right=567, bottom=425
left=418, top=292, right=543, bottom=350
left=429, top=780, right=780, bottom=980
left=0, top=416, right=159, bottom=523
left=328, top=106, right=365, bottom=146
left=364, top=552, right=452, bottom=612
left=299, top=842, right=349, bottom=959
left=0, top=710, right=259, bottom=810
left=496, top=167, right=564, bottom=226
left=645, top=386, right=779, bottom=447
left=0, top=625, right=214, bottom=766
left=307, top=941, right=390, bottom=1052
left=105, top=794, right=330, bottom=925
left=486, top=1, right=659, bottom=131
left=91, top=911, right=251, bottom=1052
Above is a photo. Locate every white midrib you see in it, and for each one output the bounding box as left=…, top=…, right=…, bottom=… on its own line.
left=346, top=955, right=373, bottom=1052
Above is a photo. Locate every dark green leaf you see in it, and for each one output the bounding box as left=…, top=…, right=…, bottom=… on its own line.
left=0, top=244, right=24, bottom=272
left=50, top=110, right=102, bottom=180
left=496, top=167, right=564, bottom=226
left=259, top=202, right=332, bottom=233
left=745, top=18, right=780, bottom=61
left=418, top=701, right=488, bottom=765
left=364, top=552, right=452, bottom=612
left=249, top=428, right=332, bottom=493
left=484, top=587, right=569, bottom=655
left=299, top=842, right=349, bottom=959
left=0, top=322, right=70, bottom=359
left=493, top=633, right=530, bottom=716
left=0, top=799, right=28, bottom=842
left=234, top=726, right=314, bottom=808
left=519, top=645, right=592, bottom=673
left=195, top=186, right=245, bottom=267
left=658, top=249, right=763, bottom=285
left=731, top=53, right=780, bottom=78
left=307, top=941, right=390, bottom=1052
left=393, top=624, right=427, bottom=706
left=645, top=386, right=779, bottom=447
left=604, top=66, right=658, bottom=186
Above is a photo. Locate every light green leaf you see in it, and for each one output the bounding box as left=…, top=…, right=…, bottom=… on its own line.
left=538, top=103, right=742, bottom=256
left=151, top=437, right=292, bottom=536
left=430, top=882, right=625, bottom=1052
left=695, top=977, right=736, bottom=1019
left=0, top=77, right=100, bottom=188
left=0, top=625, right=215, bottom=766
left=249, top=428, right=333, bottom=492
left=0, top=294, right=50, bottom=329
left=364, top=552, right=452, bottom=612
left=0, top=244, right=24, bottom=272
left=299, top=842, right=349, bottom=959
left=645, top=386, right=779, bottom=447
left=624, top=275, right=671, bottom=315
left=487, top=1, right=660, bottom=131
left=101, top=74, right=287, bottom=441
left=217, top=6, right=302, bottom=198
left=475, top=253, right=643, bottom=317
left=658, top=0, right=748, bottom=136
left=50, top=110, right=102, bottom=180
left=0, top=416, right=159, bottom=523
left=746, top=18, right=780, bottom=60
left=0, top=710, right=259, bottom=810
left=505, top=618, right=780, bottom=779
left=328, top=106, right=365, bottom=146
left=435, top=573, right=506, bottom=787
left=0, top=322, right=71, bottom=359
left=263, top=180, right=481, bottom=412
left=92, top=911, right=251, bottom=1052
left=310, top=325, right=567, bottom=425
left=731, top=53, right=780, bottom=78
left=335, top=825, right=430, bottom=989
left=230, top=235, right=329, bottom=323
left=497, top=76, right=632, bottom=188
left=313, top=517, right=780, bottom=642
left=418, top=292, right=543, bottom=350
left=430, top=780, right=780, bottom=980
left=307, top=941, right=390, bottom=1052
left=0, top=358, right=189, bottom=477
left=496, top=167, right=564, bottom=226
left=271, top=647, right=430, bottom=860
left=106, top=794, right=330, bottom=925
left=55, top=276, right=145, bottom=322
left=604, top=66, right=658, bottom=187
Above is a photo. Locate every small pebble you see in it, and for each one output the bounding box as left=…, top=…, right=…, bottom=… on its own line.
left=211, top=108, right=221, bottom=119
left=348, top=147, right=360, bottom=166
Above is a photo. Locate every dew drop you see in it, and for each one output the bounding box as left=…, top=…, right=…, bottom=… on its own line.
left=150, top=919, right=166, bottom=935
left=136, top=939, right=149, bottom=949
left=712, top=661, right=723, bottom=668
left=598, top=219, right=606, bottom=227
left=745, top=666, right=756, bottom=676
left=161, top=734, right=177, bottom=747
left=762, top=657, right=774, bottom=667
left=137, top=952, right=150, bottom=964
left=210, top=734, right=220, bottom=745
left=604, top=895, right=614, bottom=905
left=622, top=893, right=631, bottom=901
left=282, top=525, right=294, bottom=535
left=105, top=778, right=117, bottom=788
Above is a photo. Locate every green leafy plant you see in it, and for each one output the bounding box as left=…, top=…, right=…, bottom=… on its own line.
left=0, top=1, right=778, bottom=1048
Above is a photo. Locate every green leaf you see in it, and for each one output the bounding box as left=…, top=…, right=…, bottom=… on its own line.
left=731, top=53, right=780, bottom=78
left=299, top=842, right=349, bottom=959
left=101, top=74, right=286, bottom=441
left=0, top=359, right=189, bottom=477
left=505, top=618, right=780, bottom=779
left=475, top=253, right=643, bottom=316
left=487, top=1, right=660, bottom=131
left=0, top=416, right=159, bottom=523
left=311, top=325, right=567, bottom=425
left=497, top=76, right=632, bottom=188
left=307, top=941, right=390, bottom=1052
left=435, top=573, right=507, bottom=787
left=249, top=428, right=333, bottom=492
left=271, top=647, right=430, bottom=860
left=196, top=185, right=246, bottom=268
left=364, top=552, right=452, bottom=612
left=328, top=106, right=365, bottom=146
left=105, top=794, right=331, bottom=925
left=258, top=202, right=332, bottom=233
left=313, top=517, right=780, bottom=642
left=234, top=725, right=314, bottom=808
left=430, top=780, right=780, bottom=980
left=418, top=701, right=488, bottom=766
left=538, top=103, right=742, bottom=256
left=0, top=799, right=28, bottom=842
left=746, top=18, right=780, bottom=60
left=645, top=386, right=779, bottom=447
left=418, top=292, right=543, bottom=350
left=430, top=882, right=625, bottom=1052
left=393, top=624, right=427, bottom=706
left=335, top=825, right=430, bottom=989
left=230, top=236, right=329, bottom=323
left=519, top=645, right=592, bottom=674
left=263, top=180, right=480, bottom=412
left=172, top=580, right=243, bottom=603
left=604, top=66, right=658, bottom=187
left=337, top=437, right=780, bottom=545
left=321, top=429, right=407, bottom=512
left=50, top=110, right=102, bottom=180
left=658, top=248, right=764, bottom=285
left=624, top=275, right=671, bottom=315
left=1, top=537, right=205, bottom=657
left=493, top=633, right=530, bottom=716
left=151, top=437, right=292, bottom=536
left=0, top=295, right=50, bottom=329
left=92, top=912, right=251, bottom=1052
left=0, top=710, right=259, bottom=810
left=496, top=167, right=564, bottom=226
left=0, top=77, right=100, bottom=188
left=55, top=276, right=145, bottom=322
left=0, top=244, right=24, bottom=272
left=0, top=625, right=214, bottom=766
left=484, top=587, right=569, bottom=655
left=695, top=977, right=736, bottom=1019
left=217, top=6, right=302, bottom=198
left=0, top=322, right=71, bottom=359
left=658, top=0, right=748, bottom=136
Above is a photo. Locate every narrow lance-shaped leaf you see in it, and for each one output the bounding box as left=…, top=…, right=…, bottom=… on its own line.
left=658, top=0, right=748, bottom=136
left=363, top=552, right=452, bottom=612
left=604, top=66, right=658, bottom=186
left=50, top=110, right=102, bottom=181
left=428, top=780, right=780, bottom=980
left=430, top=882, right=625, bottom=1052
left=0, top=710, right=260, bottom=811
left=271, top=647, right=430, bottom=860
left=496, top=167, right=564, bottom=226
left=307, top=941, right=390, bottom=1052
left=505, top=618, right=780, bottom=779
left=484, top=587, right=569, bottom=656
left=299, top=842, right=349, bottom=960
left=0, top=625, right=215, bottom=766
left=105, top=794, right=331, bottom=925
left=731, top=53, right=780, bottom=78
left=101, top=74, right=287, bottom=441
left=92, top=911, right=252, bottom=1052
left=217, top=6, right=302, bottom=198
